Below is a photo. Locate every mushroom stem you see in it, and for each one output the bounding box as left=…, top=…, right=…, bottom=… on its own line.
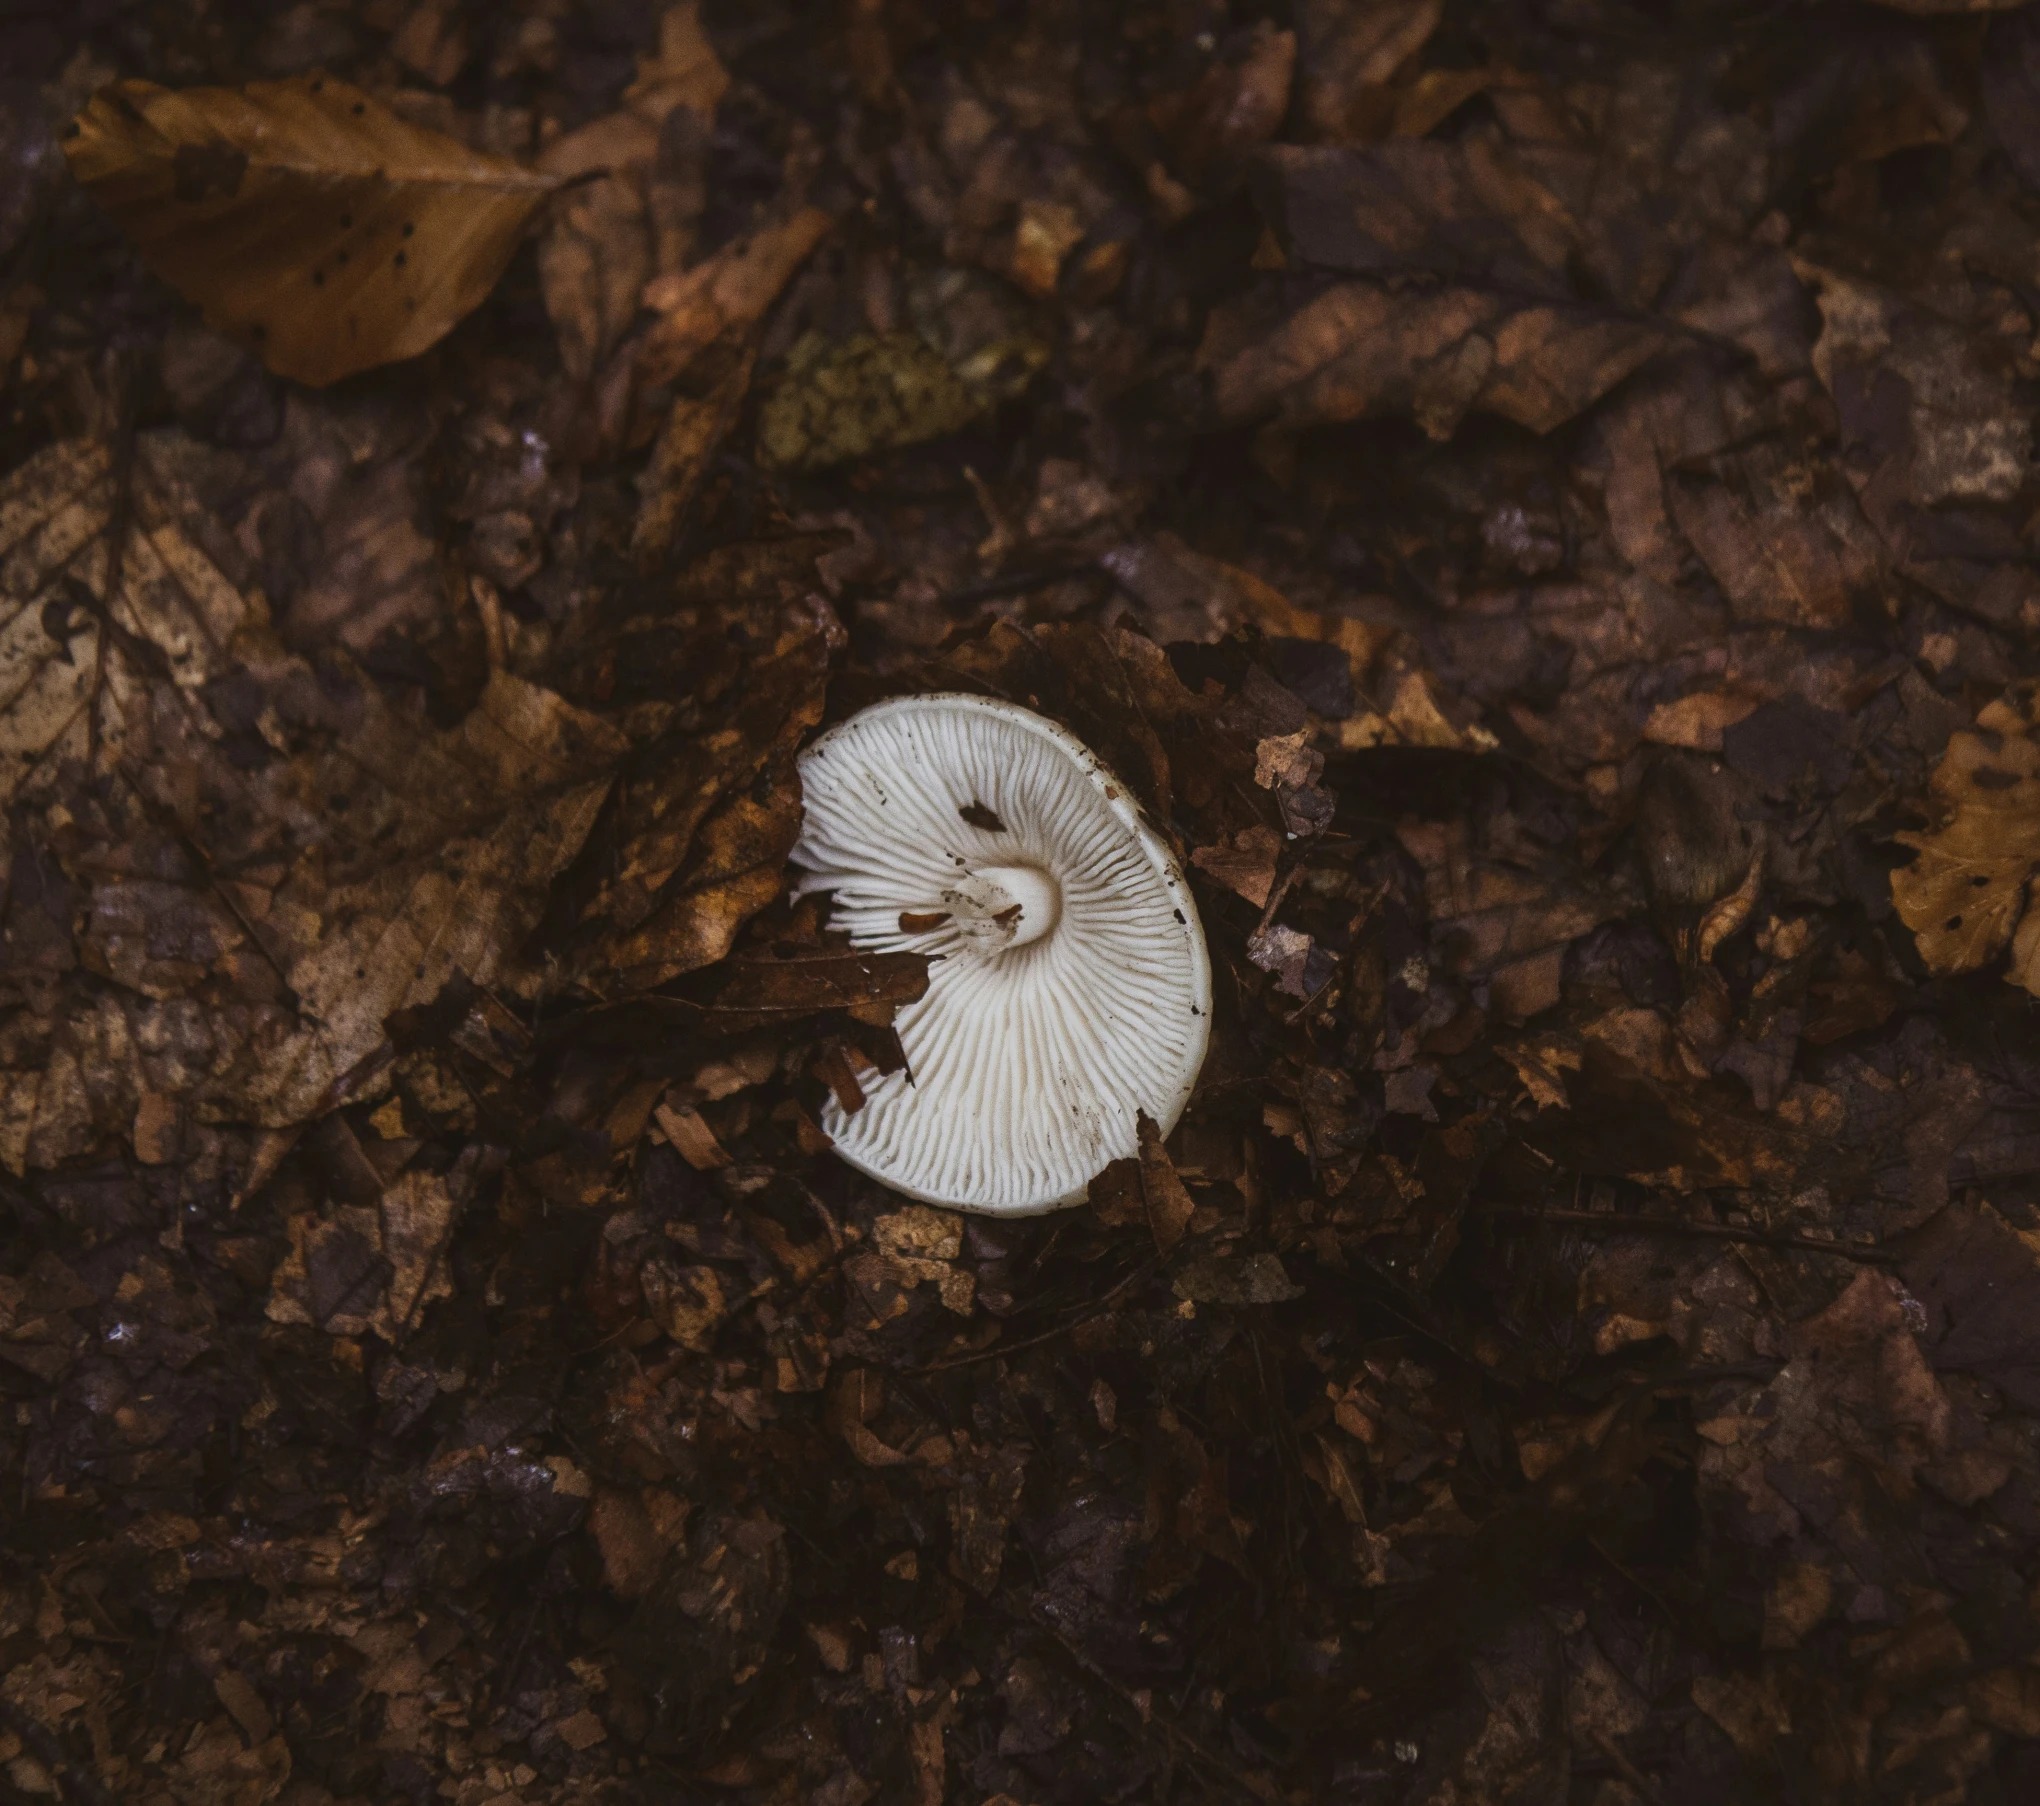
left=941, top=863, right=1062, bottom=953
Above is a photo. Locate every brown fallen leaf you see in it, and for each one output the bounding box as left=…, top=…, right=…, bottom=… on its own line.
left=1892, top=682, right=2040, bottom=986
left=1149, top=22, right=1296, bottom=189
left=64, top=75, right=560, bottom=386
left=632, top=336, right=758, bottom=570
left=653, top=1093, right=732, bottom=1170
left=266, top=1156, right=476, bottom=1343
left=537, top=3, right=731, bottom=385
left=593, top=761, right=806, bottom=992
left=1202, top=278, right=1669, bottom=439
left=1137, top=1110, right=1195, bottom=1257
left=565, top=588, right=836, bottom=994
left=1668, top=439, right=1885, bottom=631
left=1294, top=0, right=1445, bottom=142
left=1192, top=824, right=1284, bottom=909
left=636, top=208, right=834, bottom=394
left=1799, top=260, right=2032, bottom=508
left=1252, top=140, right=1579, bottom=297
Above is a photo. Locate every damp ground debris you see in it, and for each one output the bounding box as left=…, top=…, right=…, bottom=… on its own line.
left=6, top=1, right=2040, bottom=1801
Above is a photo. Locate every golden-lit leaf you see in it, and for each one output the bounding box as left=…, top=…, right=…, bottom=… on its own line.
left=1892, top=683, right=2040, bottom=982
left=63, top=75, right=559, bottom=386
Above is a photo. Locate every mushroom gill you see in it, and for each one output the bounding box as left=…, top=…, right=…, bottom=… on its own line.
left=790, top=693, right=1211, bottom=1214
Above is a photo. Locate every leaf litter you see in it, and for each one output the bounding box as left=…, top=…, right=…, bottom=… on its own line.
left=6, top=3, right=2040, bottom=1804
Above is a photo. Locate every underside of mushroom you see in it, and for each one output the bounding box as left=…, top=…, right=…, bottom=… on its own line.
left=791, top=693, right=1211, bottom=1214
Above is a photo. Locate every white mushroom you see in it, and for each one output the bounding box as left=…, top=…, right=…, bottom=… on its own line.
left=791, top=693, right=1211, bottom=1214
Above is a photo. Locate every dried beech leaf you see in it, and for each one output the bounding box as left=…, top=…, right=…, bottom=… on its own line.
left=592, top=764, right=806, bottom=992
left=1253, top=141, right=1579, bottom=295
left=632, top=337, right=758, bottom=570
left=535, top=4, right=731, bottom=386
left=64, top=76, right=559, bottom=386
left=1893, top=683, right=2040, bottom=982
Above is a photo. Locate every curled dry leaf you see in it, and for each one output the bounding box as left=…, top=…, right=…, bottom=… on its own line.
left=1892, top=683, right=2040, bottom=988
left=63, top=76, right=559, bottom=386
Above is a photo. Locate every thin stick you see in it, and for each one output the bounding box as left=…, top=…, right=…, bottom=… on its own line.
left=1013, top=1600, right=1275, bottom=1803
left=910, top=1255, right=1158, bottom=1374
left=1485, top=1206, right=1898, bottom=1265
left=1591, top=1728, right=1669, bottom=1806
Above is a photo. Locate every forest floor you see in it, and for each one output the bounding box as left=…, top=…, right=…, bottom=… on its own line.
left=5, top=0, right=2040, bottom=1801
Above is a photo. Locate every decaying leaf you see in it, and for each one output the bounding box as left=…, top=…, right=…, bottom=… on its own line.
left=64, top=75, right=560, bottom=385
left=757, top=330, right=1025, bottom=472
left=1893, top=682, right=2040, bottom=986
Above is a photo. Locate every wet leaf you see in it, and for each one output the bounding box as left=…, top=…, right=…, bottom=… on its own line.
left=64, top=75, right=559, bottom=385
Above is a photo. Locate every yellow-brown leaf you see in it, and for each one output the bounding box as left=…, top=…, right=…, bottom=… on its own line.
left=63, top=76, right=558, bottom=386
left=1892, top=683, right=2040, bottom=982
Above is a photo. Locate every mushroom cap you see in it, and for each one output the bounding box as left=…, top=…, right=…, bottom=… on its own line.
left=792, top=693, right=1212, bottom=1214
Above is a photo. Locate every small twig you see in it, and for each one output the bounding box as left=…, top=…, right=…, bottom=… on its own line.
left=910, top=1254, right=1159, bottom=1373
left=936, top=562, right=1104, bottom=609
left=84, top=376, right=136, bottom=768
left=1588, top=1534, right=1722, bottom=1661
left=1485, top=1206, right=1898, bottom=1265
left=1011, top=1598, right=1274, bottom=1803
